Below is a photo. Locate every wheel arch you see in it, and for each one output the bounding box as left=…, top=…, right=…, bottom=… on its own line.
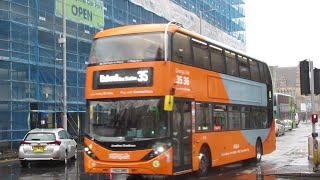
left=199, top=143, right=212, bottom=167
left=256, top=137, right=263, bottom=154
left=193, top=143, right=212, bottom=177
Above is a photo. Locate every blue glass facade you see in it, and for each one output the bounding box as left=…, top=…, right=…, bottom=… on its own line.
left=171, top=0, right=245, bottom=42
left=0, top=0, right=245, bottom=149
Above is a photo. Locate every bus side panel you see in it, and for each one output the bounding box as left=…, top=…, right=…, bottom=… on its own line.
left=192, top=126, right=275, bottom=170
left=192, top=132, right=255, bottom=168
left=207, top=75, right=229, bottom=101
left=170, top=64, right=230, bottom=103
left=221, top=74, right=267, bottom=107
left=262, top=118, right=276, bottom=154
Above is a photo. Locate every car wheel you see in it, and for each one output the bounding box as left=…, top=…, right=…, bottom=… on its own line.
left=73, top=148, right=78, bottom=160
left=64, top=151, right=68, bottom=165
left=195, top=147, right=210, bottom=177
left=20, top=160, right=28, bottom=168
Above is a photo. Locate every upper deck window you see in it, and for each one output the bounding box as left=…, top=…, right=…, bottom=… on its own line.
left=238, top=55, right=250, bottom=79
left=210, top=45, right=226, bottom=73
left=192, top=39, right=210, bottom=69
left=88, top=32, right=164, bottom=65
left=258, top=62, right=266, bottom=83
left=249, top=59, right=260, bottom=82
left=225, top=51, right=239, bottom=76
left=172, top=32, right=193, bottom=65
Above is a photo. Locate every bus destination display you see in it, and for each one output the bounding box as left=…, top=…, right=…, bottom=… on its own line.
left=93, top=67, right=153, bottom=89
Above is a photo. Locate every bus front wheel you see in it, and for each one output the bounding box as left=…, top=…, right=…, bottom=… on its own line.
left=195, top=148, right=210, bottom=177
left=255, top=140, right=263, bottom=163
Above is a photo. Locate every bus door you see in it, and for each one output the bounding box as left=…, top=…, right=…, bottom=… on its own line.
left=171, top=98, right=193, bottom=173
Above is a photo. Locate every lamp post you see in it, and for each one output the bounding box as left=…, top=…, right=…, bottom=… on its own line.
left=199, top=8, right=216, bottom=34
left=62, top=0, right=67, bottom=130
left=57, top=0, right=67, bottom=130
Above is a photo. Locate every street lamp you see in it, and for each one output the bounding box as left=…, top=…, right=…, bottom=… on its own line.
left=57, top=0, right=67, bottom=130
left=199, top=8, right=216, bottom=34
left=62, top=0, right=67, bottom=130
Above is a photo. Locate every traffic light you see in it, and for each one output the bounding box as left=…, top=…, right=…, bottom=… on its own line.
left=300, top=60, right=310, bottom=95
left=312, top=114, right=318, bottom=123
left=315, top=68, right=320, bottom=95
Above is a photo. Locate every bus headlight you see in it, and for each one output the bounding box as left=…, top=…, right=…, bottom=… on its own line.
left=84, top=146, right=98, bottom=160
left=154, top=146, right=165, bottom=154
left=142, top=142, right=171, bottom=161
left=153, top=143, right=168, bottom=155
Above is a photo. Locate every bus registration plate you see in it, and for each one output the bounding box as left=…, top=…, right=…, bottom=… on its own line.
left=110, top=168, right=129, bottom=174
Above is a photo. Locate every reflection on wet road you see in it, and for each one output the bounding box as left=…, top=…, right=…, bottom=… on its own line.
left=0, top=154, right=113, bottom=180
left=0, top=155, right=280, bottom=180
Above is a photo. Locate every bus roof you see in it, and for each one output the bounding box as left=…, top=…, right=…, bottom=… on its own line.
left=94, top=24, right=179, bottom=39
left=95, top=23, right=268, bottom=66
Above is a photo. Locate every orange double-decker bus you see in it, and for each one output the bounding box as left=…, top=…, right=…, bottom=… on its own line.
left=84, top=22, right=275, bottom=178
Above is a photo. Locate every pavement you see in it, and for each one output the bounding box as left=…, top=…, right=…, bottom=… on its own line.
left=264, top=165, right=320, bottom=178
left=262, top=153, right=320, bottom=178
left=262, top=122, right=320, bottom=178
left=0, top=149, right=18, bottom=161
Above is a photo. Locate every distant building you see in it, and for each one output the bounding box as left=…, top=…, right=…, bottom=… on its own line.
left=0, top=0, right=245, bottom=149
left=269, top=65, right=320, bottom=121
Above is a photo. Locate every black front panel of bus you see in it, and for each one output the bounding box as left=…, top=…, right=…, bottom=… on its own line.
left=93, top=67, right=153, bottom=89
left=86, top=135, right=169, bottom=151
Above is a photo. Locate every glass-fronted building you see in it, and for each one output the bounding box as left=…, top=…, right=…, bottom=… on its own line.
left=0, top=0, right=245, bottom=149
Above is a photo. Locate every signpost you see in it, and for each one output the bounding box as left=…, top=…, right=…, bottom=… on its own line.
left=302, top=60, right=320, bottom=171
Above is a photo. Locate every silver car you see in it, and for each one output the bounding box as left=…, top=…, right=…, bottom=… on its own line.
left=275, top=119, right=285, bottom=136
left=18, top=128, right=77, bottom=167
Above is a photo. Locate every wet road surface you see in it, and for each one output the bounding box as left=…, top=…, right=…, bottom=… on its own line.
left=1, top=122, right=320, bottom=179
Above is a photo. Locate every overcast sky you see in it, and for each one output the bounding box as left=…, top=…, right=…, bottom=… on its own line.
left=245, top=0, right=320, bottom=68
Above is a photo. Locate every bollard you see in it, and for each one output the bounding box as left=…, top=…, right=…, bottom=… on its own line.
left=314, top=139, right=318, bottom=166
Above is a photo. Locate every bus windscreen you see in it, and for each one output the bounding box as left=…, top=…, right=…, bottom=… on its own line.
left=88, top=98, right=169, bottom=142
left=89, top=33, right=165, bottom=65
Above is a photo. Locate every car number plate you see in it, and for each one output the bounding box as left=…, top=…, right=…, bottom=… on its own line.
left=33, top=146, right=45, bottom=153
left=110, top=168, right=129, bottom=173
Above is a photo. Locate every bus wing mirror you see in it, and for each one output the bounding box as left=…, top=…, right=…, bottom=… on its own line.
left=164, top=95, right=174, bottom=111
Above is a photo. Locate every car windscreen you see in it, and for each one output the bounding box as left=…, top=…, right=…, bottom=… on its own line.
left=25, top=133, right=56, bottom=141
left=88, top=32, right=165, bottom=65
